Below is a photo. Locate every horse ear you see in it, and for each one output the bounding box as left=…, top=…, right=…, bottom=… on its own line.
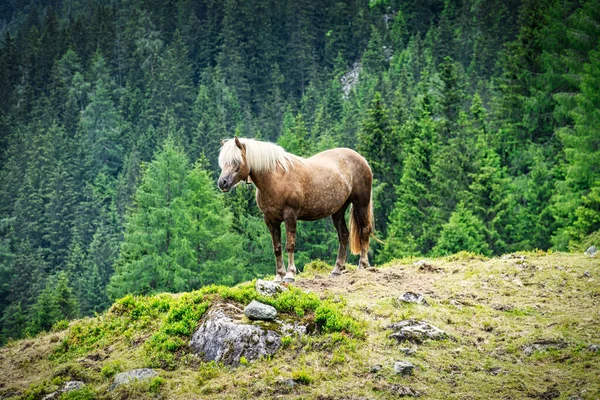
left=220, top=139, right=225, bottom=146
left=234, top=136, right=244, bottom=151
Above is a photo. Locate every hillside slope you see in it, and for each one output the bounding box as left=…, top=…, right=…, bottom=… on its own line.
left=1, top=252, right=599, bottom=399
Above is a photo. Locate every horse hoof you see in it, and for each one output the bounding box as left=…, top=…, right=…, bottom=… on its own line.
left=283, top=277, right=295, bottom=283
left=274, top=276, right=284, bottom=283
left=330, top=271, right=341, bottom=277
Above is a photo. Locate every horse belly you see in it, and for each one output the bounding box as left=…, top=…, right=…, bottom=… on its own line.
left=298, top=184, right=350, bottom=221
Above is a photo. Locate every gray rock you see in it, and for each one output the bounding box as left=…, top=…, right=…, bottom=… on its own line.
left=279, top=320, right=308, bottom=337
left=394, top=361, right=415, bottom=375
left=190, top=304, right=281, bottom=366
left=389, top=385, right=420, bottom=397
left=370, top=364, right=382, bottom=373
left=584, top=245, right=597, bottom=257
left=62, top=381, right=85, bottom=392
left=523, top=341, right=566, bottom=356
left=341, top=62, right=361, bottom=98
left=399, top=292, right=429, bottom=306
left=588, top=344, right=599, bottom=352
left=244, top=300, right=277, bottom=321
left=110, top=369, right=157, bottom=390
left=388, top=320, right=448, bottom=343
left=42, top=381, right=85, bottom=399
left=399, top=347, right=416, bottom=356
left=255, top=279, right=287, bottom=296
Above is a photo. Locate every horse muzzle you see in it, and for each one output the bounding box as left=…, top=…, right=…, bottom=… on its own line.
left=218, top=176, right=232, bottom=192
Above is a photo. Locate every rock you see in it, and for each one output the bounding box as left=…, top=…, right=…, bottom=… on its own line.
left=244, top=300, right=277, bottom=321
left=110, top=369, right=157, bottom=390
left=341, top=62, right=361, bottom=98
left=394, top=361, right=415, bottom=375
left=588, top=344, right=599, bottom=352
left=61, top=381, right=85, bottom=392
left=582, top=271, right=591, bottom=278
left=523, top=340, right=566, bottom=356
left=389, top=385, right=420, bottom=397
left=584, top=246, right=597, bottom=257
left=190, top=304, right=281, bottom=366
left=279, top=320, right=308, bottom=337
left=399, top=347, right=416, bottom=356
left=398, top=292, right=429, bottom=306
left=255, top=279, right=287, bottom=296
left=388, top=320, right=448, bottom=343
left=42, top=381, right=85, bottom=399
left=370, top=364, right=382, bottom=373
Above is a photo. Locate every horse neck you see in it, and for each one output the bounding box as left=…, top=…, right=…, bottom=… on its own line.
left=250, top=166, right=281, bottom=194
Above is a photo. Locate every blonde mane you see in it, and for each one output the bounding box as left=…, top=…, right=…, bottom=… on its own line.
left=219, top=138, right=302, bottom=173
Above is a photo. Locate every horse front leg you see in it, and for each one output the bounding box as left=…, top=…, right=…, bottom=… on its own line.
left=283, top=212, right=298, bottom=283
left=266, top=219, right=286, bottom=282
left=331, top=205, right=349, bottom=277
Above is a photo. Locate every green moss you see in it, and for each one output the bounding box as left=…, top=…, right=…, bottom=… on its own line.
left=291, top=368, right=314, bottom=385
left=314, top=300, right=364, bottom=337
left=60, top=387, right=95, bottom=400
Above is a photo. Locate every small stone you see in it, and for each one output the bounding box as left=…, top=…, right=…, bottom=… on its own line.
left=584, top=245, right=597, bottom=257
left=255, top=279, right=287, bottom=296
left=399, top=347, right=416, bottom=356
left=61, top=381, right=85, bottom=392
left=588, top=344, right=599, bottom=352
left=279, top=379, right=297, bottom=388
left=110, top=369, right=157, bottom=390
left=583, top=271, right=591, bottom=278
left=399, top=292, right=429, bottom=306
left=370, top=364, right=382, bottom=373
left=388, top=320, right=448, bottom=343
left=42, top=381, right=85, bottom=399
left=394, top=361, right=415, bottom=375
left=389, top=385, right=420, bottom=397
left=244, top=300, right=277, bottom=321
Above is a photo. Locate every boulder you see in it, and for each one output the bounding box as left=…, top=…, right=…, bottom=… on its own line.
left=190, top=304, right=281, bottom=366
left=398, top=292, right=429, bottom=306
left=388, top=320, right=448, bottom=343
left=584, top=246, right=597, bottom=257
left=394, top=361, right=415, bottom=375
left=109, top=369, right=157, bottom=390
left=255, top=279, right=288, bottom=296
left=244, top=300, right=277, bottom=321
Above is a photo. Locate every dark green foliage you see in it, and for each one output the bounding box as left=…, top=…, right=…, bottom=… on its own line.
left=432, top=202, right=491, bottom=256
left=0, top=0, right=597, bottom=344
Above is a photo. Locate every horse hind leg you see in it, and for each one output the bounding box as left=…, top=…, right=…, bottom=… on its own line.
left=350, top=202, right=372, bottom=269
left=330, top=203, right=350, bottom=277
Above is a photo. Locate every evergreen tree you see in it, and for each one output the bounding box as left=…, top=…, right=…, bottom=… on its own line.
left=108, top=139, right=243, bottom=298
left=432, top=202, right=491, bottom=256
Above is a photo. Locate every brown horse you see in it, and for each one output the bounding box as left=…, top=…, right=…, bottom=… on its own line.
left=218, top=137, right=373, bottom=283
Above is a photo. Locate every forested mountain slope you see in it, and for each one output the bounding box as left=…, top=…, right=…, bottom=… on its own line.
left=0, top=0, right=599, bottom=343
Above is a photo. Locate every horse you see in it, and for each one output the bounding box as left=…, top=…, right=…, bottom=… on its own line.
left=217, top=137, right=374, bottom=283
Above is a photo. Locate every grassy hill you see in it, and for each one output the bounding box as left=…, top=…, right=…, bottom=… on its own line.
left=1, top=251, right=598, bottom=399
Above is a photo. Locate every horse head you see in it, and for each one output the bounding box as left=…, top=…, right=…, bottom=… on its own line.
left=218, top=136, right=251, bottom=192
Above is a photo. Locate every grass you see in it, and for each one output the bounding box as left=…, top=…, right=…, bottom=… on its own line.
left=1, top=252, right=599, bottom=399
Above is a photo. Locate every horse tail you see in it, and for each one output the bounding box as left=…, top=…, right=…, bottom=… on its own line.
left=349, top=193, right=374, bottom=255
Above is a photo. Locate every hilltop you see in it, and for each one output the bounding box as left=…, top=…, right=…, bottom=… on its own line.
left=1, top=251, right=598, bottom=400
